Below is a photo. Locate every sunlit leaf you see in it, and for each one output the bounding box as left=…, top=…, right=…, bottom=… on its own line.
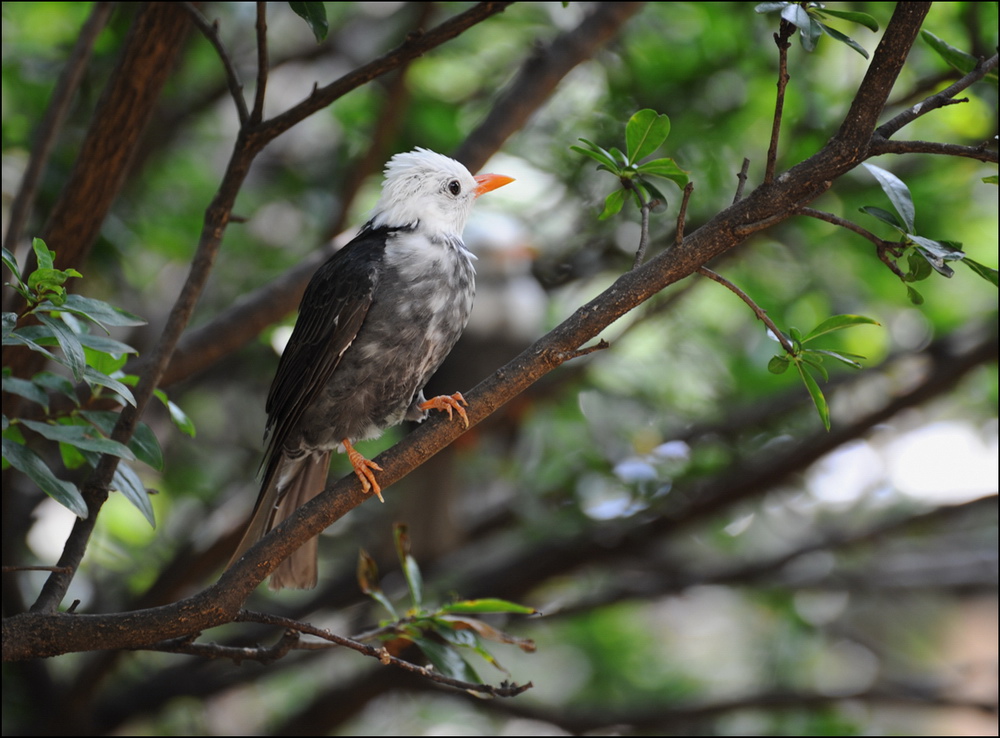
left=439, top=598, right=538, bottom=615
left=625, top=109, right=670, bottom=163
left=863, top=163, right=915, bottom=233
left=817, top=8, right=879, bottom=32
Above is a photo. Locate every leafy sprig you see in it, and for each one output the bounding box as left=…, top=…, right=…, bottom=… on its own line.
left=860, top=163, right=998, bottom=304
left=572, top=109, right=689, bottom=220
left=755, top=2, right=879, bottom=58
left=357, top=524, right=536, bottom=686
left=3, top=239, right=194, bottom=523
left=768, top=314, right=880, bottom=431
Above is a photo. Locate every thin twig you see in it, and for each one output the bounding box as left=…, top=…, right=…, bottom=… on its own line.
left=733, top=158, right=750, bottom=204
left=799, top=207, right=907, bottom=279
left=764, top=21, right=794, bottom=185
left=250, top=2, right=269, bottom=124
left=1, top=2, right=113, bottom=262
left=181, top=3, right=249, bottom=125
left=876, top=52, right=999, bottom=139
left=675, top=181, right=694, bottom=245
left=235, top=609, right=533, bottom=697
left=698, top=267, right=794, bottom=354
left=557, top=339, right=610, bottom=362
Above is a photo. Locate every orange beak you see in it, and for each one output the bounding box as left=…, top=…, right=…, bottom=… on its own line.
left=474, top=173, right=515, bottom=197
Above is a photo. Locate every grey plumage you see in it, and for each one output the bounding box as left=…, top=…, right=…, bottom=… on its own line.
left=230, top=149, right=512, bottom=589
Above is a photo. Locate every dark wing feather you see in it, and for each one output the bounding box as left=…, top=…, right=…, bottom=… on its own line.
left=260, top=227, right=389, bottom=478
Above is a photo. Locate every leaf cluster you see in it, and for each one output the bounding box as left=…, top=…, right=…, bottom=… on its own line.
left=755, top=2, right=879, bottom=58
left=356, top=524, right=536, bottom=687
left=860, top=163, right=998, bottom=304
left=2, top=240, right=193, bottom=523
left=572, top=109, right=689, bottom=220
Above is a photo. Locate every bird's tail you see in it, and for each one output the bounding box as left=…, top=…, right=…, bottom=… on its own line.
left=228, top=451, right=331, bottom=590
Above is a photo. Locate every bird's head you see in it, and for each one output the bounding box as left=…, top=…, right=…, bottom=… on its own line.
left=371, top=148, right=513, bottom=237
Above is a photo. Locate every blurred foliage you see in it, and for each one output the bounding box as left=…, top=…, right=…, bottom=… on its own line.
left=2, top=2, right=997, bottom=736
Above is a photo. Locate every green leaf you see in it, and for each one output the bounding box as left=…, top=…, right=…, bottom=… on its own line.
left=807, top=349, right=865, bottom=370
left=2, top=247, right=24, bottom=289
left=42, top=294, right=146, bottom=330
left=439, top=598, right=537, bottom=615
left=795, top=361, right=830, bottom=431
left=961, top=258, right=999, bottom=287
left=921, top=31, right=999, bottom=85
left=155, top=389, right=197, bottom=437
left=357, top=549, right=398, bottom=617
left=572, top=139, right=620, bottom=171
left=905, top=285, right=924, bottom=305
left=1, top=376, right=50, bottom=411
left=438, top=615, right=537, bottom=653
left=21, top=419, right=136, bottom=461
left=82, top=367, right=136, bottom=407
left=598, top=189, right=627, bottom=220
left=289, top=2, right=329, bottom=42
left=393, top=523, right=423, bottom=609
left=863, top=163, right=915, bottom=232
left=31, top=371, right=78, bottom=403
left=625, top=109, right=670, bottom=164
left=36, top=314, right=85, bottom=380
left=800, top=314, right=880, bottom=343
left=817, top=21, right=869, bottom=59
left=983, top=175, right=999, bottom=185
left=32, top=237, right=55, bottom=270
left=411, top=634, right=482, bottom=684
left=859, top=205, right=905, bottom=232
left=817, top=8, right=879, bottom=32
left=768, top=355, right=790, bottom=374
left=801, top=353, right=829, bottom=382
left=636, top=158, right=689, bottom=188
left=905, top=250, right=933, bottom=282
left=2, top=437, right=88, bottom=517
left=112, top=461, right=155, bottom=527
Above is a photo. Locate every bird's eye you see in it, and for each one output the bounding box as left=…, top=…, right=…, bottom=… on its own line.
left=448, top=180, right=462, bottom=196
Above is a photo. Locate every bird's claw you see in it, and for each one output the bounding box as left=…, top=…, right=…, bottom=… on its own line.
left=420, top=392, right=470, bottom=429
left=344, top=439, right=384, bottom=502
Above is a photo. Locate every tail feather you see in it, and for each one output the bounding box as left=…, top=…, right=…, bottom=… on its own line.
left=229, top=451, right=331, bottom=590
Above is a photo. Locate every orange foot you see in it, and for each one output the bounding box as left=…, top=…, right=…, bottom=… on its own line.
left=420, top=392, right=470, bottom=429
left=343, top=438, right=384, bottom=502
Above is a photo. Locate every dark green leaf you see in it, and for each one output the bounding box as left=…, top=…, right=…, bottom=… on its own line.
left=112, top=461, right=155, bottom=527
left=31, top=371, right=78, bottom=403
left=1, top=376, right=49, bottom=410
left=411, top=635, right=482, bottom=684
left=816, top=8, right=879, bottom=32
left=859, top=205, right=905, bottom=232
left=984, top=175, right=999, bottom=185
left=768, top=355, right=790, bottom=374
left=801, top=354, right=829, bottom=382
left=961, top=258, right=999, bottom=287
left=21, top=419, right=136, bottom=460
left=2, top=437, right=88, bottom=517
left=82, top=367, right=136, bottom=407
left=625, top=109, right=670, bottom=164
left=289, top=2, right=329, bottom=42
left=572, top=139, right=620, bottom=171
left=2, top=247, right=23, bottom=288
left=905, top=285, right=924, bottom=305
left=905, top=250, right=933, bottom=282
left=921, top=31, right=999, bottom=85
left=863, top=164, right=915, bottom=233
left=37, top=314, right=85, bottom=380
left=2, top=312, right=15, bottom=340
left=817, top=21, right=869, bottom=59
left=48, top=293, right=146, bottom=329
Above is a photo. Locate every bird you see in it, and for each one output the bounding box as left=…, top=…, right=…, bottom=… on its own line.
left=230, top=148, right=514, bottom=589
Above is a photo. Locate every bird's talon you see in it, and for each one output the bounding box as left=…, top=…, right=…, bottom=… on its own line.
left=421, top=392, right=470, bottom=429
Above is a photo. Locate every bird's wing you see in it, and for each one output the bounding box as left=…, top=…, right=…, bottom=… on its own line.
left=261, top=227, right=388, bottom=474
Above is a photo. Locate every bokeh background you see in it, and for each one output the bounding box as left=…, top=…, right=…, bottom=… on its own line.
left=3, top=2, right=997, bottom=735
